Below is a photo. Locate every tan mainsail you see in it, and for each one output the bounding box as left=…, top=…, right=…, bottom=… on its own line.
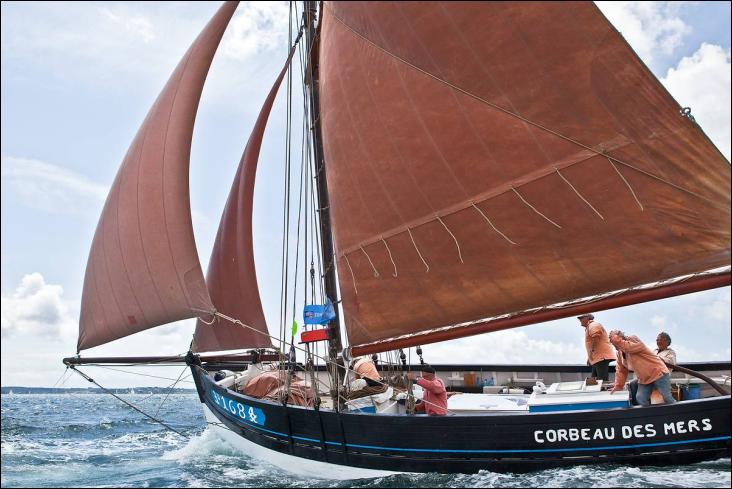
left=77, top=2, right=239, bottom=351
left=192, top=42, right=302, bottom=353
left=318, top=2, right=731, bottom=349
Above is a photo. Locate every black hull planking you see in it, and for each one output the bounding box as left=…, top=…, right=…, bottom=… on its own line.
left=192, top=366, right=731, bottom=473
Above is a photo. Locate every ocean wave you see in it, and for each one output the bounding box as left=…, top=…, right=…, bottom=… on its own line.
left=3, top=395, right=730, bottom=488
left=163, top=428, right=243, bottom=462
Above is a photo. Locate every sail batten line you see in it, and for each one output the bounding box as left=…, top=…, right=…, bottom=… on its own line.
left=407, top=227, right=430, bottom=272
left=360, top=246, right=381, bottom=278
left=511, top=188, right=562, bottom=229
left=607, top=157, right=644, bottom=211
left=437, top=216, right=464, bottom=264
left=607, top=156, right=717, bottom=208
left=471, top=203, right=517, bottom=245
left=555, top=169, right=605, bottom=220
left=343, top=254, right=358, bottom=294
left=327, top=5, right=725, bottom=210
left=335, top=153, right=594, bottom=257
left=382, top=238, right=398, bottom=277
left=335, top=144, right=725, bottom=258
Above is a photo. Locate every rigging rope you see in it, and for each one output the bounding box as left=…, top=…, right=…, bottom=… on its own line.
left=68, top=366, right=188, bottom=439
left=87, top=364, right=195, bottom=384
left=153, top=365, right=189, bottom=419
left=211, top=312, right=453, bottom=414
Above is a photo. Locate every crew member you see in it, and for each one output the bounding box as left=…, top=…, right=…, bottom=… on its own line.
left=578, top=313, right=615, bottom=381
left=353, top=356, right=381, bottom=385
left=654, top=331, right=677, bottom=365
left=347, top=357, right=386, bottom=400
left=609, top=330, right=675, bottom=406
left=629, top=331, right=678, bottom=404
left=414, top=365, right=448, bottom=416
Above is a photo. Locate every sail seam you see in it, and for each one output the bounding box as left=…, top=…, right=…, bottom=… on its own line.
left=88, top=259, right=115, bottom=349
left=133, top=113, right=173, bottom=322
left=161, top=44, right=200, bottom=311
left=555, top=169, right=605, bottom=220
left=511, top=188, right=562, bottom=228
left=99, top=198, right=135, bottom=336
left=112, top=146, right=151, bottom=329
left=326, top=6, right=723, bottom=209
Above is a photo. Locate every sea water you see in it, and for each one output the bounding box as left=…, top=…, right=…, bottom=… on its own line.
left=2, top=393, right=730, bottom=488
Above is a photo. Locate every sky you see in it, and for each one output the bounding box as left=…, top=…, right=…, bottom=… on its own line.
left=1, top=1, right=730, bottom=387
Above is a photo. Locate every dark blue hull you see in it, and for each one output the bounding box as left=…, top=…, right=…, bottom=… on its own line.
left=193, top=366, right=731, bottom=473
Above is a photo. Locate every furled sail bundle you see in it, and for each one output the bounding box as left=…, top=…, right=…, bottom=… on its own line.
left=317, top=2, right=731, bottom=350
left=76, top=2, right=239, bottom=351
left=192, top=41, right=302, bottom=352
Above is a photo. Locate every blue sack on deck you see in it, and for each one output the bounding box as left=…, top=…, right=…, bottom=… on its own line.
left=303, top=297, right=336, bottom=325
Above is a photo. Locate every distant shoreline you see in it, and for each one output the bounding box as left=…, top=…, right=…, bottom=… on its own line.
left=1, top=386, right=196, bottom=394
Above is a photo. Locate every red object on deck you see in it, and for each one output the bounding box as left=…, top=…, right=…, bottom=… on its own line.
left=300, top=328, right=330, bottom=344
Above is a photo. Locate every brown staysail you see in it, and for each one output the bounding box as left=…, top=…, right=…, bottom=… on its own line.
left=317, top=2, right=731, bottom=350
left=77, top=2, right=239, bottom=352
left=192, top=41, right=302, bottom=353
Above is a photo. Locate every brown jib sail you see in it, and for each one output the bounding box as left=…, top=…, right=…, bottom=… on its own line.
left=76, top=2, right=239, bottom=352
left=192, top=41, right=302, bottom=353
left=317, top=2, right=731, bottom=352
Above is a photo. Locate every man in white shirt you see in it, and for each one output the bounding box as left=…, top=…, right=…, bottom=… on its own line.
left=654, top=331, right=677, bottom=365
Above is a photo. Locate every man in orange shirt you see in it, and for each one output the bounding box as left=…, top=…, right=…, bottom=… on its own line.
left=609, top=330, right=675, bottom=406
left=578, top=313, right=615, bottom=381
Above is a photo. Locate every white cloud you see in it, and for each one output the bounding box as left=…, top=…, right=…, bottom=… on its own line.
left=99, top=6, right=156, bottom=44
left=1, top=156, right=108, bottom=214
left=686, top=287, right=732, bottom=322
left=419, top=329, right=586, bottom=365
left=702, top=289, right=732, bottom=321
left=661, top=43, right=732, bottom=160
left=651, top=314, right=667, bottom=328
left=222, top=2, right=290, bottom=60
left=1, top=273, right=77, bottom=340
left=596, top=1, right=691, bottom=68
left=1, top=2, right=293, bottom=99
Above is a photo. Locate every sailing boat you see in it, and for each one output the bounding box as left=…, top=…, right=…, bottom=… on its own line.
left=64, top=1, right=730, bottom=477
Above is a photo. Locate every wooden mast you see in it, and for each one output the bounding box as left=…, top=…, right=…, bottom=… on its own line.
left=304, top=1, right=344, bottom=405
